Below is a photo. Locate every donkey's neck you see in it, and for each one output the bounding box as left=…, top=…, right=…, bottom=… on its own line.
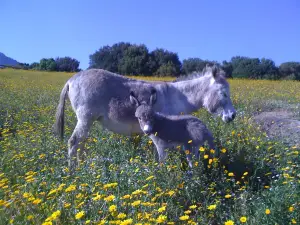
left=166, top=76, right=210, bottom=115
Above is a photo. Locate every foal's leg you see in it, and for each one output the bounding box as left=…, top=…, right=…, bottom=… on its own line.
left=184, top=145, right=193, bottom=168
left=156, top=145, right=168, bottom=164
left=68, top=118, right=92, bottom=171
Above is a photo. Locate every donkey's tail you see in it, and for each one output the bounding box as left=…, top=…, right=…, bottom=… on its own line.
left=54, top=83, right=69, bottom=140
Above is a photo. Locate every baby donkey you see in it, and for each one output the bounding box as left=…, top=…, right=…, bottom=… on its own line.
left=130, top=91, right=217, bottom=168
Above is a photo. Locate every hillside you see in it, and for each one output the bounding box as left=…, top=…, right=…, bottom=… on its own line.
left=0, top=52, right=19, bottom=66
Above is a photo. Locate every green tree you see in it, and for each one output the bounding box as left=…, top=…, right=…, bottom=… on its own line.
left=150, top=48, right=181, bottom=76
left=182, top=58, right=205, bottom=74
left=279, top=62, right=300, bottom=80
left=55, top=57, right=80, bottom=72
left=259, top=58, right=278, bottom=79
left=89, top=42, right=132, bottom=72
left=39, top=58, right=57, bottom=71
left=118, top=44, right=149, bottom=75
left=182, top=58, right=218, bottom=75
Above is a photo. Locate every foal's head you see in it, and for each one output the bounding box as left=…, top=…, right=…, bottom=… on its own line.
left=130, top=90, right=157, bottom=135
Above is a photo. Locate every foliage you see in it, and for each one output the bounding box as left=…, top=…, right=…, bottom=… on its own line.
left=18, top=57, right=80, bottom=72
left=279, top=62, right=300, bottom=80
left=55, top=57, right=80, bottom=72
left=118, top=44, right=150, bottom=75
left=182, top=58, right=218, bottom=75
left=0, top=69, right=299, bottom=225
left=89, top=43, right=182, bottom=76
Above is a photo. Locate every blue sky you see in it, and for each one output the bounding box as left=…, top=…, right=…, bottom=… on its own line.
left=1, top=0, right=299, bottom=70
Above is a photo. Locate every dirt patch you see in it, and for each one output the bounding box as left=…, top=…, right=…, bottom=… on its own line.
left=252, top=109, right=300, bottom=147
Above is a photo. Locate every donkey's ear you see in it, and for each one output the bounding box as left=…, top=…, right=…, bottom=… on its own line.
left=211, top=64, right=218, bottom=78
left=149, top=89, right=157, bottom=106
left=130, top=91, right=140, bottom=107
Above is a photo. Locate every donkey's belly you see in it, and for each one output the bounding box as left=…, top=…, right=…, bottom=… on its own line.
left=101, top=119, right=143, bottom=136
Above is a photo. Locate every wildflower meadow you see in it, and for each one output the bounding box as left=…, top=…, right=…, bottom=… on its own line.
left=0, top=69, right=299, bottom=225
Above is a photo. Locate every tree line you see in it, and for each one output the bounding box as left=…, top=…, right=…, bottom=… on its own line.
left=19, top=57, right=80, bottom=72
left=18, top=42, right=300, bottom=80
left=89, top=42, right=300, bottom=80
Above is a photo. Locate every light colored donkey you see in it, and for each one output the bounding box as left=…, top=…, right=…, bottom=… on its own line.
left=54, top=65, right=236, bottom=169
left=131, top=92, right=216, bottom=168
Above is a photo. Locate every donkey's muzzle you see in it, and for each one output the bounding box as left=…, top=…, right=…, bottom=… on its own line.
left=143, top=124, right=153, bottom=135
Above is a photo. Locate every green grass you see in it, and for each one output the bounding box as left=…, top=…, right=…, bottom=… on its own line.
left=0, top=69, right=299, bottom=225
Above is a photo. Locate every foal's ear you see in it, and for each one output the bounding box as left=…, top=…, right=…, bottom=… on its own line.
left=130, top=91, right=140, bottom=107
left=149, top=89, right=157, bottom=106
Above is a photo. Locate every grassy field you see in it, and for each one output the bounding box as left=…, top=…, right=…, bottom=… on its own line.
left=0, top=69, right=299, bottom=225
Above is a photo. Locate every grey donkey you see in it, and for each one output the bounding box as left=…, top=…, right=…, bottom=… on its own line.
left=130, top=90, right=216, bottom=168
left=54, top=65, right=235, bottom=170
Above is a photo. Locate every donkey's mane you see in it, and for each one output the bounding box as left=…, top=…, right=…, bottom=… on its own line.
left=173, top=67, right=226, bottom=83
left=173, top=71, right=206, bottom=82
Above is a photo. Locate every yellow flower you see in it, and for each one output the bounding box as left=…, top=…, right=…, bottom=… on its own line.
left=120, top=219, right=133, bottom=225
left=32, top=198, right=42, bottom=204
left=23, top=192, right=31, bottom=198
left=48, top=189, right=58, bottom=196
left=225, top=194, right=231, bottom=198
left=207, top=204, right=217, bottom=210
left=167, top=190, right=175, bottom=196
left=189, top=205, right=197, bottom=209
left=132, top=189, right=143, bottom=195
left=117, top=213, right=127, bottom=219
left=291, top=219, right=297, bottom=224
left=42, top=222, right=52, bottom=225
left=93, top=193, right=103, bottom=201
left=240, top=217, right=247, bottom=223
left=289, top=206, right=294, bottom=212
left=184, top=210, right=191, bottom=214
left=204, top=154, right=209, bottom=159
left=27, top=215, right=34, bottom=220
left=146, top=175, right=154, bottom=181
left=225, top=220, right=234, bottom=225
left=103, top=182, right=118, bottom=190
left=156, top=215, right=167, bottom=223
left=179, top=215, right=189, bottom=220
left=121, top=194, right=131, bottom=200
left=199, top=147, right=205, bottom=152
left=104, top=194, right=115, bottom=202
left=86, top=220, right=91, bottom=224
left=65, top=184, right=76, bottom=192
left=158, top=206, right=166, bottom=212
left=64, top=202, right=71, bottom=208
left=228, top=172, right=234, bottom=177
left=51, top=210, right=61, bottom=220
left=265, top=209, right=271, bottom=215
left=75, top=211, right=85, bottom=220
left=188, top=140, right=192, bottom=143
left=98, top=220, right=106, bottom=225
left=131, top=200, right=141, bottom=207
left=243, top=172, right=248, bottom=176
left=109, top=205, right=117, bottom=212
left=221, top=148, right=227, bottom=153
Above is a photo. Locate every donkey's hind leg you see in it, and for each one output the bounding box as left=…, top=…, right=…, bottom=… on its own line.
left=68, top=118, right=93, bottom=171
